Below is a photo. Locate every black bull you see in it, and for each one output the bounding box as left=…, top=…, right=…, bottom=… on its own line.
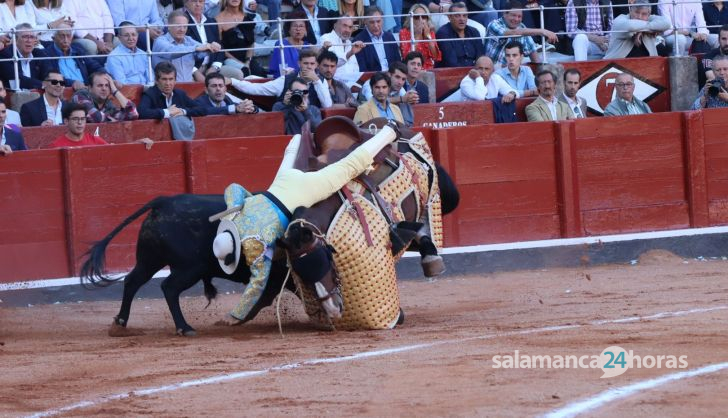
left=80, top=166, right=458, bottom=336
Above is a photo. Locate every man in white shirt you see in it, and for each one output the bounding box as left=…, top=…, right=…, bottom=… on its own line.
left=460, top=55, right=518, bottom=103
left=558, top=68, right=587, bottom=118
left=658, top=0, right=712, bottom=55
left=319, top=16, right=364, bottom=85
left=65, top=0, right=116, bottom=56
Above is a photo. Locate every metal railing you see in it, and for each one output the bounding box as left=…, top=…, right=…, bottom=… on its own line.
left=0, top=0, right=718, bottom=90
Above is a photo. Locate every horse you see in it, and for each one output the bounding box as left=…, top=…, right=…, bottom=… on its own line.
left=80, top=194, right=294, bottom=336
left=277, top=118, right=459, bottom=329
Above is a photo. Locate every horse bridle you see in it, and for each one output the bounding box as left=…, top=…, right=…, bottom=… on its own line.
left=284, top=219, right=342, bottom=303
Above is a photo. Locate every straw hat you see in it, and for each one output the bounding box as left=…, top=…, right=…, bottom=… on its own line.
left=213, top=219, right=241, bottom=275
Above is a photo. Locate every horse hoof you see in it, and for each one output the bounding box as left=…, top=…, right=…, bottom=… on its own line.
left=396, top=308, right=405, bottom=326
left=176, top=328, right=197, bottom=337
left=421, top=255, right=445, bottom=278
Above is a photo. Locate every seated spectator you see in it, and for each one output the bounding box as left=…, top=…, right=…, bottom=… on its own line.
left=195, top=72, right=259, bottom=115
left=485, top=0, right=557, bottom=65
left=354, top=71, right=404, bottom=124
left=386, top=62, right=415, bottom=126
left=0, top=79, right=21, bottom=126
left=106, top=0, right=165, bottom=51
left=319, top=15, right=364, bottom=83
left=704, top=0, right=728, bottom=47
left=183, top=0, right=243, bottom=80
left=605, top=0, right=670, bottom=59
left=49, top=102, right=154, bottom=148
left=435, top=2, right=483, bottom=68
left=565, top=0, right=613, bottom=62
left=0, top=0, right=42, bottom=35
left=693, top=54, right=728, bottom=109
left=0, top=101, right=26, bottom=154
left=32, top=0, right=74, bottom=44
left=71, top=71, right=139, bottom=123
left=399, top=4, right=441, bottom=71
left=269, top=11, right=310, bottom=78
left=318, top=49, right=357, bottom=108
left=702, top=25, right=728, bottom=82
left=20, top=69, right=66, bottom=127
left=353, top=6, right=401, bottom=72
left=294, top=0, right=335, bottom=45
left=138, top=61, right=206, bottom=120
left=403, top=51, right=429, bottom=104
left=64, top=0, right=115, bottom=56
left=152, top=10, right=222, bottom=82
left=216, top=0, right=261, bottom=77
left=526, top=70, right=573, bottom=121
left=496, top=41, right=537, bottom=98
left=425, top=0, right=496, bottom=29
left=230, top=49, right=333, bottom=109
left=46, top=22, right=105, bottom=90
left=0, top=23, right=52, bottom=90
left=271, top=76, right=322, bottom=135
left=460, top=55, right=518, bottom=102
left=658, top=0, right=712, bottom=55
left=604, top=73, right=652, bottom=115
left=106, top=22, right=154, bottom=85
left=559, top=68, right=587, bottom=118
left=158, top=0, right=176, bottom=23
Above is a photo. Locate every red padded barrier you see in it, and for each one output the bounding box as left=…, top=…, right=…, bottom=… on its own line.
left=0, top=150, right=69, bottom=282
left=574, top=112, right=689, bottom=234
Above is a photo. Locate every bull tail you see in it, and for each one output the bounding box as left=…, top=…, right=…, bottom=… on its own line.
left=79, top=196, right=168, bottom=289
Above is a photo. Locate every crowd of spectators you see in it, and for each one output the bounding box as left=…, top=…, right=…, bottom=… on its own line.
left=1, top=0, right=728, bottom=156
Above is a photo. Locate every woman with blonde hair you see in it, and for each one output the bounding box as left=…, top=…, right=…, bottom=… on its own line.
left=337, top=0, right=363, bottom=32
left=31, top=0, right=72, bottom=43
left=399, top=4, right=440, bottom=70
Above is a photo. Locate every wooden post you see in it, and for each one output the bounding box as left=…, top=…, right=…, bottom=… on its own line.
left=61, top=148, right=81, bottom=276
left=433, top=128, right=460, bottom=247
left=555, top=120, right=582, bottom=237
left=682, top=110, right=709, bottom=227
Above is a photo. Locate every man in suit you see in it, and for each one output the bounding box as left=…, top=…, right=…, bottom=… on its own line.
left=138, top=62, right=207, bottom=120
left=0, top=23, right=53, bottom=90
left=45, top=22, right=106, bottom=91
left=353, top=6, right=401, bottom=72
left=559, top=68, right=587, bottom=118
left=0, top=102, right=27, bottom=155
left=294, top=0, right=335, bottom=45
left=196, top=72, right=258, bottom=116
left=526, top=70, right=574, bottom=122
left=436, top=2, right=484, bottom=68
left=20, top=70, right=67, bottom=127
left=604, top=73, right=652, bottom=116
left=354, top=71, right=404, bottom=124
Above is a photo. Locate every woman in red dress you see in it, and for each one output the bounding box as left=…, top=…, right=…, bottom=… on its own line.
left=398, top=4, right=441, bottom=70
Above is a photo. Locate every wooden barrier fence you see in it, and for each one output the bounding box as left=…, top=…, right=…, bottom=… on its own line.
left=3, top=109, right=726, bottom=283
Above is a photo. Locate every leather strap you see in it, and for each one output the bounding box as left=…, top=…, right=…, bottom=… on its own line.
left=359, top=174, right=398, bottom=224
left=341, top=185, right=374, bottom=247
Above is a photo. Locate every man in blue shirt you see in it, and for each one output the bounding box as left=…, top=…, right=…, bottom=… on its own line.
left=435, top=2, right=484, bottom=68
left=46, top=23, right=105, bottom=91
left=106, top=22, right=153, bottom=85
left=496, top=41, right=537, bottom=98
left=354, top=71, right=404, bottom=124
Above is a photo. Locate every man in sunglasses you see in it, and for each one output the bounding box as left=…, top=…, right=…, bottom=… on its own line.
left=20, top=70, right=67, bottom=127
left=271, top=77, right=322, bottom=135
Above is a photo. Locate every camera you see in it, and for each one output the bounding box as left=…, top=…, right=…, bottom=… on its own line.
left=289, top=89, right=306, bottom=107
left=707, top=79, right=725, bottom=97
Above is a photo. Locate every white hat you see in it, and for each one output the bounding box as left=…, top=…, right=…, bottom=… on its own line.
left=213, top=219, right=241, bottom=275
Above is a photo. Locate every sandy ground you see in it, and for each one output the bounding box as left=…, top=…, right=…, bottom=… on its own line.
left=1, top=250, right=728, bottom=417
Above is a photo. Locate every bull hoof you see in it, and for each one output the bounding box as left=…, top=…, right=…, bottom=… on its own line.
left=421, top=255, right=445, bottom=278
left=108, top=322, right=145, bottom=337
left=176, top=328, right=197, bottom=337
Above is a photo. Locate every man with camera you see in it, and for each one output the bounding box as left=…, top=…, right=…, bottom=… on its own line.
left=272, top=77, right=322, bottom=135
left=693, top=55, right=728, bottom=110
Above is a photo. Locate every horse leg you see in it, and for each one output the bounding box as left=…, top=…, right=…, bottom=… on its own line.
left=160, top=267, right=205, bottom=337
